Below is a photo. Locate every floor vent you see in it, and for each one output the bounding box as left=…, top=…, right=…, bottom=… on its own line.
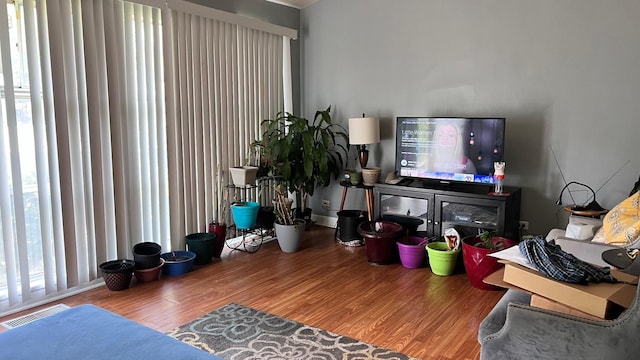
left=2, top=304, right=70, bottom=329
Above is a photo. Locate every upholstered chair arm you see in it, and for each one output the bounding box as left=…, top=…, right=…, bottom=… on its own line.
left=478, top=290, right=531, bottom=342
left=480, top=300, right=640, bottom=360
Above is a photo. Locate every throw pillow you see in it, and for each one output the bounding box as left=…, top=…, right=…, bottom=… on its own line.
left=591, top=191, right=640, bottom=246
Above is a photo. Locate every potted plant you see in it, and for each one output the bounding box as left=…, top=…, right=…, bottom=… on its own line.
left=272, top=185, right=305, bottom=252
left=259, top=105, right=348, bottom=229
left=461, top=230, right=516, bottom=290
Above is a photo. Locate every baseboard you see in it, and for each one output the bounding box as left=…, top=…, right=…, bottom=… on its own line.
left=311, top=214, right=338, bottom=228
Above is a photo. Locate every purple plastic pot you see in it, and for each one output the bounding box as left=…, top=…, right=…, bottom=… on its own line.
left=397, top=236, right=430, bottom=269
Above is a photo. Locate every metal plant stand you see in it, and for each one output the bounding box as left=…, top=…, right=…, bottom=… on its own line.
left=224, top=177, right=280, bottom=253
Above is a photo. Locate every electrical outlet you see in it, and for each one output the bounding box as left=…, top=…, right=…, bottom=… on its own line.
left=322, top=200, right=330, bottom=209
left=519, top=220, right=529, bottom=230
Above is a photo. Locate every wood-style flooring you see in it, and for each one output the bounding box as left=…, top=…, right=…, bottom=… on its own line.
left=0, top=225, right=504, bottom=359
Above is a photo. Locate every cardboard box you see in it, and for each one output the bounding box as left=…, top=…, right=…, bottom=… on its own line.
left=483, top=267, right=520, bottom=291
left=501, top=261, right=638, bottom=319
left=530, top=294, right=604, bottom=320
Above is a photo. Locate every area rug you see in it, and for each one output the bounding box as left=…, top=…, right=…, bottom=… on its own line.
left=168, top=303, right=418, bottom=360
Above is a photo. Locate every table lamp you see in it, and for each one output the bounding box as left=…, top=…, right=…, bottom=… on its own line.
left=348, top=115, right=380, bottom=168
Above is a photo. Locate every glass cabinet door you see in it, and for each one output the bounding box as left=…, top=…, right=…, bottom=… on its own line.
left=379, top=194, right=431, bottom=235
left=435, top=195, right=504, bottom=238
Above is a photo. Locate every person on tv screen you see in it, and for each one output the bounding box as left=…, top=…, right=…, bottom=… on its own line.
left=419, top=120, right=476, bottom=174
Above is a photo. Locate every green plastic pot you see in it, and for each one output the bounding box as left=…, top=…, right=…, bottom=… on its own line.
left=426, top=242, right=460, bottom=276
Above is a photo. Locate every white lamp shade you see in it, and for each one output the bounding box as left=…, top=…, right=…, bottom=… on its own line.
left=348, top=117, right=380, bottom=145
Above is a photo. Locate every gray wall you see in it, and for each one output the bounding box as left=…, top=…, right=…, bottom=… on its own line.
left=300, top=0, right=640, bottom=234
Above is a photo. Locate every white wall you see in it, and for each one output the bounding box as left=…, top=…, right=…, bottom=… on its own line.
left=300, top=0, right=640, bottom=234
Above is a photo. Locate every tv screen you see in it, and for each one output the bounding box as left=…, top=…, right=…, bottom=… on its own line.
left=395, top=117, right=505, bottom=184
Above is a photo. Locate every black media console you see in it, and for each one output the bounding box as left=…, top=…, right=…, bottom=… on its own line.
left=374, top=180, right=522, bottom=241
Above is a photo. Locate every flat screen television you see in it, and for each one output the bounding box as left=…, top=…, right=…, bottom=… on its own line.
left=395, top=117, right=505, bottom=184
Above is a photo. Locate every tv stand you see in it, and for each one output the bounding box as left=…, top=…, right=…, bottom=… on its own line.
left=374, top=182, right=521, bottom=240
left=395, top=178, right=414, bottom=187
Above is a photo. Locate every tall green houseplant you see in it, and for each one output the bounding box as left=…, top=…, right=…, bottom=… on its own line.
left=260, top=105, right=348, bottom=212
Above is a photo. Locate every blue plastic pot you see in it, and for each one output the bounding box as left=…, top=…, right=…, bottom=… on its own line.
left=231, top=201, right=260, bottom=229
left=160, top=251, right=196, bottom=276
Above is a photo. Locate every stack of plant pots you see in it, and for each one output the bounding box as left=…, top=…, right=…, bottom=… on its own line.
left=132, top=242, right=163, bottom=282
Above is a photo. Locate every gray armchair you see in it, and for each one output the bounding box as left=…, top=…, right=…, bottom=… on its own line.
left=478, top=283, right=640, bottom=360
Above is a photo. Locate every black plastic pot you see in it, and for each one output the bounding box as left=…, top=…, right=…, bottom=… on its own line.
left=132, top=242, right=161, bottom=269
left=294, top=208, right=312, bottom=231
left=336, top=210, right=368, bottom=243
left=255, top=206, right=276, bottom=229
left=381, top=214, right=424, bottom=235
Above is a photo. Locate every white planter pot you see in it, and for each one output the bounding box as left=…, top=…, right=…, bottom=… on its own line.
left=274, top=219, right=306, bottom=253
left=362, top=167, right=381, bottom=186
left=229, top=166, right=259, bottom=186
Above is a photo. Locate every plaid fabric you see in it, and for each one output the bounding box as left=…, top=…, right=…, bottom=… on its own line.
left=519, top=236, right=618, bottom=284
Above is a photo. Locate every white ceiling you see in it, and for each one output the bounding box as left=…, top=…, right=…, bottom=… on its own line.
left=265, top=0, right=319, bottom=9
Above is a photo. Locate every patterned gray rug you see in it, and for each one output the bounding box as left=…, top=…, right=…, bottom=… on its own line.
left=168, top=303, right=418, bottom=360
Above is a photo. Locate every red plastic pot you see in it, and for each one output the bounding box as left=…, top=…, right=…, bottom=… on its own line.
left=461, top=236, right=516, bottom=290
left=209, top=223, right=227, bottom=258
left=357, top=220, right=404, bottom=265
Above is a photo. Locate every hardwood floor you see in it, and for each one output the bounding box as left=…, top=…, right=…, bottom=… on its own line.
left=0, top=225, right=504, bottom=359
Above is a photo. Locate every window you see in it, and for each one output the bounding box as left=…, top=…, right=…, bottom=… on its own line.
left=0, top=0, right=169, bottom=315
left=0, top=0, right=293, bottom=316
left=0, top=0, right=46, bottom=304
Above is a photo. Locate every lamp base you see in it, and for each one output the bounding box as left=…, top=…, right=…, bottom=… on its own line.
left=357, top=146, right=369, bottom=169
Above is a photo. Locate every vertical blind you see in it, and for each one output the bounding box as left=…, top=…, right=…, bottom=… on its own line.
left=0, top=0, right=168, bottom=315
left=0, top=0, right=290, bottom=316
left=165, top=6, right=284, bottom=244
